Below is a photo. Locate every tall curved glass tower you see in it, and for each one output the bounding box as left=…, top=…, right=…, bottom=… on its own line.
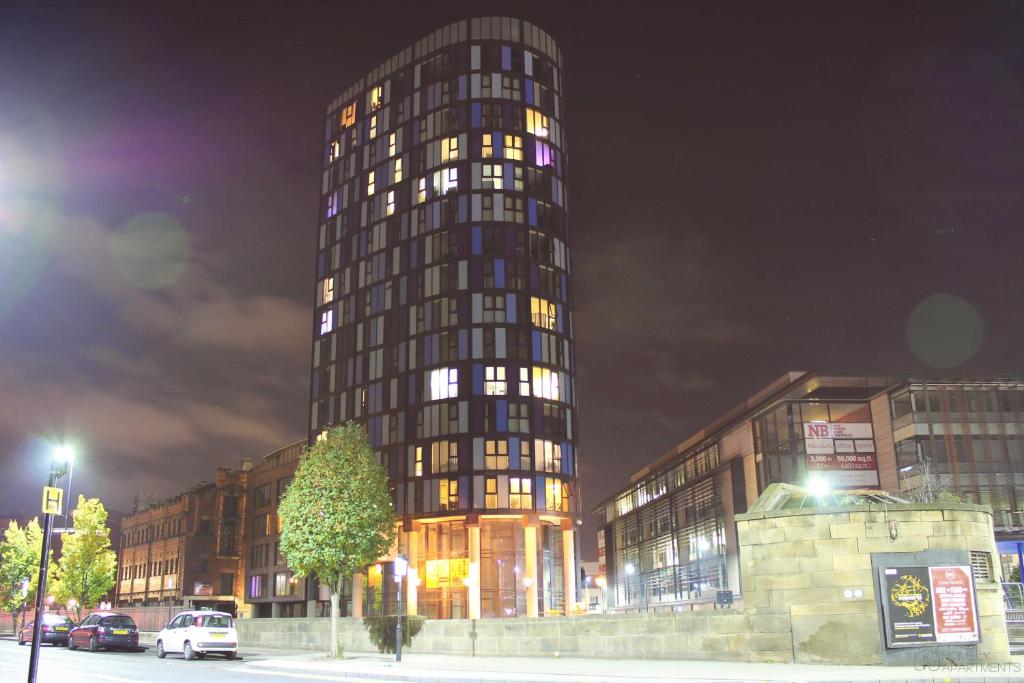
left=309, top=17, right=578, bottom=619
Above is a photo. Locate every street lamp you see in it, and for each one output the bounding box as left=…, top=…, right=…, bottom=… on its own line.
left=393, top=555, right=408, bottom=663
left=28, top=443, right=75, bottom=683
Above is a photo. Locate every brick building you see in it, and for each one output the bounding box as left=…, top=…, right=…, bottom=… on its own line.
left=116, top=465, right=249, bottom=614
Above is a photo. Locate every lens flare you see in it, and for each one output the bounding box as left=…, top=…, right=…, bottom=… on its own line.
left=108, top=213, right=191, bottom=289
left=906, top=293, right=984, bottom=369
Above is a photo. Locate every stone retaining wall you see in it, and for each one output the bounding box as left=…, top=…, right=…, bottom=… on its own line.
left=236, top=609, right=794, bottom=662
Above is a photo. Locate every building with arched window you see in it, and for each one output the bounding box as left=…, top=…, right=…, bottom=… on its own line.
left=309, top=17, right=580, bottom=619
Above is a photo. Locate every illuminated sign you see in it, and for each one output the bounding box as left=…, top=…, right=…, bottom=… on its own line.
left=804, top=422, right=879, bottom=487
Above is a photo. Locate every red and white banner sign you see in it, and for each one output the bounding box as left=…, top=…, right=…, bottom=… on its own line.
left=804, top=422, right=879, bottom=487
left=929, top=566, right=979, bottom=643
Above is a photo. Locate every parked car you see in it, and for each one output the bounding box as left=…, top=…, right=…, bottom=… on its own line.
left=68, top=612, right=139, bottom=652
left=18, top=613, right=74, bottom=646
left=156, top=610, right=237, bottom=660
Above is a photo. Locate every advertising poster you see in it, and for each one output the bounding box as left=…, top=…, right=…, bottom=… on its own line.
left=882, top=566, right=936, bottom=646
left=804, top=422, right=879, bottom=487
left=929, top=566, right=979, bottom=644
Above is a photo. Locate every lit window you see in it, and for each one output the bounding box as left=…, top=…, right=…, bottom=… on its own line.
left=417, top=177, right=426, bottom=203
left=485, top=366, right=506, bottom=395
left=519, top=368, right=530, bottom=396
left=526, top=108, right=549, bottom=137
left=485, top=440, right=508, bottom=469
left=482, top=164, right=502, bottom=190
left=440, top=479, right=459, bottom=511
left=329, top=140, right=341, bottom=162
left=413, top=447, right=423, bottom=477
left=441, top=136, right=459, bottom=162
left=535, top=439, right=562, bottom=473
left=482, top=133, right=493, bottom=158
left=367, top=171, right=375, bottom=195
left=535, top=140, right=553, bottom=167
left=520, top=439, right=532, bottom=469
left=503, top=134, right=523, bottom=161
left=386, top=191, right=395, bottom=216
left=370, top=85, right=383, bottom=111
left=369, top=114, right=378, bottom=139
left=545, top=478, right=568, bottom=512
left=509, top=478, right=532, bottom=510
left=319, top=310, right=333, bottom=335
left=531, top=367, right=560, bottom=401
left=485, top=477, right=498, bottom=509
left=322, top=278, right=335, bottom=304
left=441, top=167, right=458, bottom=194
left=431, top=441, right=459, bottom=472
left=428, top=367, right=459, bottom=400
left=394, top=157, right=403, bottom=183
left=530, top=296, right=556, bottom=330
left=388, top=132, right=397, bottom=157
left=339, top=103, right=356, bottom=128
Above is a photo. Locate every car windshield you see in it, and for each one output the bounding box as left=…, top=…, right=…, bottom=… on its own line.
left=100, top=616, right=135, bottom=628
left=199, top=614, right=233, bottom=628
left=42, top=615, right=72, bottom=625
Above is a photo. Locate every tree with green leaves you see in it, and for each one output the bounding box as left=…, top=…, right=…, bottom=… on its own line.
left=0, top=519, right=51, bottom=635
left=52, top=496, right=117, bottom=622
left=278, top=422, right=396, bottom=658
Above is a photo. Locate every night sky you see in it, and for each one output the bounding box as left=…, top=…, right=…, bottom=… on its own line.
left=2, top=1, right=1023, bottom=558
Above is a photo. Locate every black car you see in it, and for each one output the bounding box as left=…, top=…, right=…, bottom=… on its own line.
left=68, top=612, right=139, bottom=652
left=18, top=614, right=74, bottom=646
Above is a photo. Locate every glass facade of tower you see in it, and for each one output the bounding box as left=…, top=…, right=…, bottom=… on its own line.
left=310, top=17, right=579, bottom=619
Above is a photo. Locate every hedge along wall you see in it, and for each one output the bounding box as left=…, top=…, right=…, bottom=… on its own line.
left=736, top=502, right=1011, bottom=665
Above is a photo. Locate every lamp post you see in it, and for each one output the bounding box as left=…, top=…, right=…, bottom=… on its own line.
left=27, top=444, right=74, bottom=683
left=393, top=554, right=408, bottom=663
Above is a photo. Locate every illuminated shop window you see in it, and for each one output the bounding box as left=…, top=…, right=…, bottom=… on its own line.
left=526, top=108, right=549, bottom=137
left=503, top=134, right=523, bottom=161
left=518, top=368, right=530, bottom=396
left=319, top=310, right=333, bottom=336
left=530, top=296, right=556, bottom=330
left=432, top=440, right=459, bottom=473
left=339, top=103, right=356, bottom=128
left=485, top=477, right=498, bottom=508
left=428, top=367, right=459, bottom=400
left=322, top=278, right=335, bottom=304
left=509, top=478, right=532, bottom=509
left=484, top=366, right=506, bottom=395
left=482, top=163, right=502, bottom=189
left=370, top=85, right=383, bottom=111
left=485, top=440, right=508, bottom=469
left=441, top=136, right=460, bottom=162
left=388, top=132, right=397, bottom=157
left=531, top=367, right=560, bottom=401
left=386, top=191, right=395, bottom=216
left=440, top=479, right=459, bottom=511
left=367, top=171, right=376, bottom=195
left=482, top=133, right=493, bottom=158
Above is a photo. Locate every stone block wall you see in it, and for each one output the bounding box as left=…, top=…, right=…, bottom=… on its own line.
left=236, top=609, right=793, bottom=662
left=736, top=503, right=1010, bottom=665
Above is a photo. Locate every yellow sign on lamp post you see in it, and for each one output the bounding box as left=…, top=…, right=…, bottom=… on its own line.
left=42, top=486, right=63, bottom=515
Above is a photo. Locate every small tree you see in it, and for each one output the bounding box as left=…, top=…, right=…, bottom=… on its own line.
left=52, top=496, right=117, bottom=622
left=904, top=458, right=963, bottom=504
left=278, top=422, right=396, bottom=658
left=0, top=519, right=51, bottom=634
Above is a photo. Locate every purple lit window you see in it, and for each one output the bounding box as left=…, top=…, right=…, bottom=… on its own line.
left=326, top=190, right=338, bottom=218
left=535, top=141, right=552, bottom=168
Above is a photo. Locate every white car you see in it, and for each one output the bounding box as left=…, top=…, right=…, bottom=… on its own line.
left=156, top=610, right=238, bottom=660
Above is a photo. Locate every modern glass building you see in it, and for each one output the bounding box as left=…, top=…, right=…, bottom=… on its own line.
left=594, top=372, right=1024, bottom=611
left=309, top=17, right=580, bottom=619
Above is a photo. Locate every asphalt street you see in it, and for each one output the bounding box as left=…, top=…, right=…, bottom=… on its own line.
left=0, top=639, right=374, bottom=682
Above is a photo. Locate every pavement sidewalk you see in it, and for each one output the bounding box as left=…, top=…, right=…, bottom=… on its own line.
left=236, top=650, right=1024, bottom=683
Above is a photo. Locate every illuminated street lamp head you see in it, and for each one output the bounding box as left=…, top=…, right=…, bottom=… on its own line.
left=53, top=444, right=75, bottom=464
